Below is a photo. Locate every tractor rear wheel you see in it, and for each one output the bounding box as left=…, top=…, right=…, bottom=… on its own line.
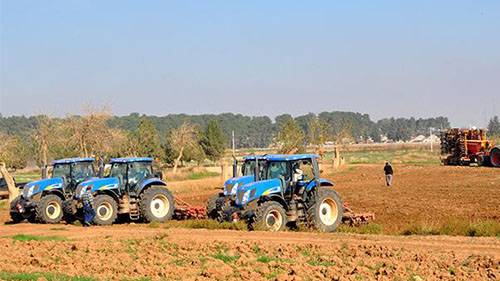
left=206, top=193, right=225, bottom=221
left=249, top=201, right=287, bottom=232
left=140, top=186, right=175, bottom=223
left=93, top=194, right=118, bottom=225
left=35, top=194, right=64, bottom=224
left=307, top=188, right=343, bottom=232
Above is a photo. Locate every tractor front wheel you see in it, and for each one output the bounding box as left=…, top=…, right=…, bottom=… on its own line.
left=249, top=201, right=287, bottom=232
left=93, top=195, right=118, bottom=225
left=140, top=186, right=175, bottom=223
left=307, top=188, right=343, bottom=232
left=35, top=194, right=64, bottom=224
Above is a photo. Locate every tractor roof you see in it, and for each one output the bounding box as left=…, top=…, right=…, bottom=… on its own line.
left=244, top=154, right=319, bottom=161
left=110, top=157, right=154, bottom=164
left=52, top=157, right=95, bottom=165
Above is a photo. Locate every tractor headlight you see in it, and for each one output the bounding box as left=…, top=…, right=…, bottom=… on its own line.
left=230, top=183, right=239, bottom=196
left=241, top=190, right=251, bottom=204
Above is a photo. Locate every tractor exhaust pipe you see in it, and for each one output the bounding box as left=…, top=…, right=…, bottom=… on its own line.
left=41, top=165, right=48, bottom=179
left=232, top=158, right=238, bottom=178
left=254, top=157, right=259, bottom=181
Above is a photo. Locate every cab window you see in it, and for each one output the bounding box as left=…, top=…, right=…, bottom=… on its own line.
left=127, top=162, right=152, bottom=186
left=71, top=162, right=94, bottom=183
left=294, top=160, right=314, bottom=181
left=267, top=161, right=290, bottom=181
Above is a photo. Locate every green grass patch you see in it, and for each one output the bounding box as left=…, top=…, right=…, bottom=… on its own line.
left=0, top=200, right=7, bottom=210
left=325, top=148, right=440, bottom=165
left=13, top=172, right=40, bottom=183
left=148, top=221, right=160, bottom=228
left=11, top=234, right=67, bottom=242
left=400, top=220, right=500, bottom=237
left=49, top=227, right=68, bottom=231
left=186, top=171, right=220, bottom=180
left=337, top=223, right=383, bottom=235
left=0, top=271, right=95, bottom=281
left=164, top=219, right=247, bottom=231
left=211, top=250, right=240, bottom=264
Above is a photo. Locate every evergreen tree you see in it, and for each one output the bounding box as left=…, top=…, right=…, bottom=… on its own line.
left=135, top=117, right=163, bottom=158
left=200, top=120, right=226, bottom=162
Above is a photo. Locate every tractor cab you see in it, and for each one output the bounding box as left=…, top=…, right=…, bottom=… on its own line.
left=10, top=157, right=96, bottom=224
left=107, top=158, right=155, bottom=196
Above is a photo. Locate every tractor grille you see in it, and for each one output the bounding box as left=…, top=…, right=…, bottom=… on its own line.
left=236, top=191, right=244, bottom=205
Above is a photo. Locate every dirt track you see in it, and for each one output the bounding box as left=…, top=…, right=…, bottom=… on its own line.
left=0, top=222, right=499, bottom=280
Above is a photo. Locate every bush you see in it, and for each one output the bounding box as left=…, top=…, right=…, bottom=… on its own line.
left=337, top=223, right=383, bottom=235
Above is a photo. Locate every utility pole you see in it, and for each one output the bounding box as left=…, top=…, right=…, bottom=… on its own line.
left=429, top=127, right=434, bottom=152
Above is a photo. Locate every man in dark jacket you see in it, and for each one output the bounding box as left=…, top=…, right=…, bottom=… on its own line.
left=82, top=186, right=95, bottom=226
left=384, top=162, right=393, bottom=186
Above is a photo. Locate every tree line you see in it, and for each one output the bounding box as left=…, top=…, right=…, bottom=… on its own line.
left=0, top=110, right=463, bottom=169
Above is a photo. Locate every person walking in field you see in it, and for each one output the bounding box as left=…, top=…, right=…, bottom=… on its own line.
left=384, top=162, right=393, bottom=186
left=82, top=186, right=95, bottom=226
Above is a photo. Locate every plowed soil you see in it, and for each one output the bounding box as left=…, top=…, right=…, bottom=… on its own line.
left=0, top=164, right=499, bottom=280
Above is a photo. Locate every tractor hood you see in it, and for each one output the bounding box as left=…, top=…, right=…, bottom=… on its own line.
left=234, top=178, right=283, bottom=207
left=75, top=177, right=119, bottom=198
left=22, top=178, right=63, bottom=199
left=223, top=175, right=255, bottom=196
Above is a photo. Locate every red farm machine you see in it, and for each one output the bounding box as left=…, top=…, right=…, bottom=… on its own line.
left=440, top=128, right=500, bottom=167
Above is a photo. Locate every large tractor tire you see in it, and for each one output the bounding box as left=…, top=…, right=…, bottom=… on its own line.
left=249, top=201, right=287, bottom=232
left=307, top=188, right=343, bottom=232
left=9, top=197, right=24, bottom=223
left=93, top=194, right=118, bottom=225
left=139, top=186, right=175, bottom=223
left=35, top=194, right=64, bottom=224
left=206, top=193, right=225, bottom=221
left=490, top=146, right=500, bottom=167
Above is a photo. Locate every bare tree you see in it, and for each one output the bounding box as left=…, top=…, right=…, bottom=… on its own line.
left=308, top=117, right=330, bottom=157
left=0, top=163, right=18, bottom=203
left=33, top=115, right=53, bottom=167
left=65, top=106, right=113, bottom=157
left=168, top=122, right=198, bottom=174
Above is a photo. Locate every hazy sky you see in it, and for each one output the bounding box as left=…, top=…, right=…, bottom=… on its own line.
left=1, top=1, right=499, bottom=126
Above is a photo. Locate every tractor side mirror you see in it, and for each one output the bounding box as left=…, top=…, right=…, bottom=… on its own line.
left=41, top=166, right=48, bottom=179
left=154, top=171, right=163, bottom=180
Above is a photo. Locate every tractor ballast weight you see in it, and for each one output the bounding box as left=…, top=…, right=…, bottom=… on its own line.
left=207, top=154, right=344, bottom=232
left=66, top=157, right=175, bottom=225
left=10, top=158, right=97, bottom=224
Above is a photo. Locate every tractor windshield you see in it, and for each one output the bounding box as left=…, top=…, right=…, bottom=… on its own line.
left=242, top=160, right=266, bottom=179
left=110, top=163, right=127, bottom=178
left=52, top=164, right=71, bottom=179
left=71, top=162, right=95, bottom=183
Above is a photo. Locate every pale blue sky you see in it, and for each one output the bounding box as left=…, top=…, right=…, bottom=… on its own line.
left=1, top=1, right=499, bottom=126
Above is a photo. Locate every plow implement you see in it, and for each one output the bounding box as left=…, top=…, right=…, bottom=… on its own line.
left=173, top=197, right=375, bottom=227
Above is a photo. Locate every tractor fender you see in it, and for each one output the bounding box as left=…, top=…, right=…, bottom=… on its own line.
left=42, top=189, right=65, bottom=201
left=95, top=189, right=120, bottom=203
left=138, top=178, right=167, bottom=194
left=258, top=194, right=288, bottom=210
left=305, top=178, right=334, bottom=191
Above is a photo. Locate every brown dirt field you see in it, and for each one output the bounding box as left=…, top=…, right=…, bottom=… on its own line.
left=169, top=164, right=500, bottom=234
left=0, top=224, right=498, bottom=280
left=0, top=164, right=499, bottom=280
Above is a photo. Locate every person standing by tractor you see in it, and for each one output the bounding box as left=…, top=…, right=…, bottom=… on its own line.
left=384, top=162, right=394, bottom=186
left=82, top=186, right=95, bottom=226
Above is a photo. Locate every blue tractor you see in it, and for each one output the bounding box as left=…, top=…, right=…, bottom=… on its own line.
left=66, top=157, right=174, bottom=225
left=207, top=154, right=343, bottom=232
left=10, top=158, right=96, bottom=224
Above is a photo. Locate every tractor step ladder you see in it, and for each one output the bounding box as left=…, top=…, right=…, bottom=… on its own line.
left=129, top=200, right=141, bottom=221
